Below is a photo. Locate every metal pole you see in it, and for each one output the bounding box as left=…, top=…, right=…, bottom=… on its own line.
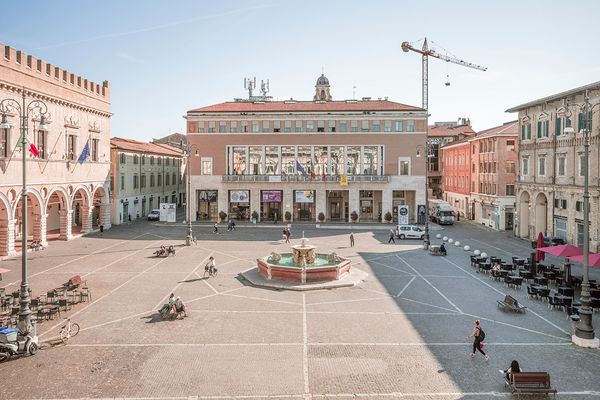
left=423, top=140, right=430, bottom=250
left=576, top=93, right=595, bottom=340
left=185, top=148, right=192, bottom=246
left=18, top=90, right=32, bottom=331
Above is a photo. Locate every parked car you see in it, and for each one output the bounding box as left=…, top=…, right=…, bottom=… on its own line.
left=147, top=209, right=160, bottom=221
left=396, top=225, right=425, bottom=240
left=531, top=236, right=566, bottom=248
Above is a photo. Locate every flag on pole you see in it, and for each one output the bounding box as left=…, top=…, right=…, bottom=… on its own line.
left=78, top=140, right=90, bottom=164
left=296, top=160, right=308, bottom=178
left=16, top=132, right=40, bottom=158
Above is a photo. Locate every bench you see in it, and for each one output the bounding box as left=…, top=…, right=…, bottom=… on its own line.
left=510, top=372, right=556, bottom=398
left=497, top=294, right=527, bottom=313
left=429, top=245, right=445, bottom=256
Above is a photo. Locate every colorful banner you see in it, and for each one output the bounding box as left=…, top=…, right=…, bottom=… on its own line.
left=262, top=190, right=282, bottom=202
left=295, top=191, right=314, bottom=203
left=230, top=190, right=250, bottom=202
left=340, top=175, right=348, bottom=186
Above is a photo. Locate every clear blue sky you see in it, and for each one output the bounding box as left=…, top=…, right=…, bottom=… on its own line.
left=3, top=0, right=600, bottom=141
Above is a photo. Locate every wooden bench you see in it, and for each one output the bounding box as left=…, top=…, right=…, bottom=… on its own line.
left=429, top=245, right=445, bottom=256
left=510, top=372, right=556, bottom=398
left=497, top=294, right=527, bottom=313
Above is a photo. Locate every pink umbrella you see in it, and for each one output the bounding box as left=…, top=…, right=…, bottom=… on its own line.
left=536, top=232, right=545, bottom=262
left=537, top=244, right=583, bottom=258
left=568, top=253, right=600, bottom=267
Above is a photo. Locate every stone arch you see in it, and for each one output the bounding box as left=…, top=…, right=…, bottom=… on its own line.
left=71, top=185, right=92, bottom=235
left=535, top=192, right=548, bottom=237
left=518, top=191, right=530, bottom=239
left=45, top=186, right=70, bottom=242
left=0, top=191, right=14, bottom=256
left=12, top=187, right=44, bottom=250
left=92, top=185, right=111, bottom=230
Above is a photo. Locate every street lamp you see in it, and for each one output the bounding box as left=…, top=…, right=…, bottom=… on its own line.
left=416, top=137, right=443, bottom=250
left=0, top=90, right=49, bottom=332
left=565, top=93, right=600, bottom=347
left=181, top=140, right=199, bottom=246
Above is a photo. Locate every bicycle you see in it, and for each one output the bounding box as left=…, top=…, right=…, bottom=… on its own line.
left=203, top=264, right=218, bottom=278
left=59, top=318, right=80, bottom=344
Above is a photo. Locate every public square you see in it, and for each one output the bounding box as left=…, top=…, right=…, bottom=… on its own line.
left=1, top=220, right=600, bottom=399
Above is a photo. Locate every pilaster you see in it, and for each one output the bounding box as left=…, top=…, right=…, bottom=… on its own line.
left=316, top=190, right=326, bottom=222
left=250, top=189, right=260, bottom=222
left=100, top=203, right=112, bottom=230
left=283, top=189, right=293, bottom=222
left=349, top=188, right=360, bottom=220
left=218, top=189, right=228, bottom=219
left=80, top=206, right=92, bottom=234
left=381, top=187, right=393, bottom=223
left=33, top=213, right=48, bottom=246
left=0, top=219, right=16, bottom=256
left=59, top=209, right=73, bottom=240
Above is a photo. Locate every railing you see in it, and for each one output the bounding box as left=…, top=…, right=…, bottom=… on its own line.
left=222, top=175, right=390, bottom=183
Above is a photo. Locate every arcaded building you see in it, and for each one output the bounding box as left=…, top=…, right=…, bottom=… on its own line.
left=0, top=43, right=111, bottom=256
left=185, top=75, right=427, bottom=223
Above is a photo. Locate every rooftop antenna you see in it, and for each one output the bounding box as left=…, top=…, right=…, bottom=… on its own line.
left=243, top=77, right=256, bottom=98
left=260, top=79, right=270, bottom=96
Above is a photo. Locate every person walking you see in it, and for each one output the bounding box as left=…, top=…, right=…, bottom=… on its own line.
left=468, top=319, right=488, bottom=360
left=388, top=229, right=395, bottom=244
left=213, top=223, right=219, bottom=234
left=97, top=218, right=104, bottom=235
left=285, top=228, right=291, bottom=243
left=350, top=232, right=355, bottom=247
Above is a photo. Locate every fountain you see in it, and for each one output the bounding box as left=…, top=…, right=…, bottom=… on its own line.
left=257, top=232, right=351, bottom=283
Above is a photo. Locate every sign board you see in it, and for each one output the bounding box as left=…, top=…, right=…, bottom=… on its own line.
left=417, top=204, right=426, bottom=225
left=398, top=205, right=409, bottom=225
left=159, top=203, right=177, bottom=223
left=198, top=190, right=218, bottom=202
left=230, top=190, right=250, bottom=203
left=295, top=190, right=314, bottom=203
left=262, top=190, right=282, bottom=202
left=268, top=175, right=282, bottom=182
left=339, top=175, right=348, bottom=187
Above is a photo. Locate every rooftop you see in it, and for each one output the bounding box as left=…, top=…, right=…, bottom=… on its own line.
left=428, top=122, right=476, bottom=137
left=506, top=80, right=600, bottom=112
left=187, top=99, right=424, bottom=114
left=475, top=120, right=518, bottom=138
left=111, top=137, right=183, bottom=156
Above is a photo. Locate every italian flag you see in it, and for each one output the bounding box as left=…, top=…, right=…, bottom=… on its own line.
left=16, top=133, right=40, bottom=158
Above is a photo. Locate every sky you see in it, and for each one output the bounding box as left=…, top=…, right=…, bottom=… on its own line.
left=3, top=0, right=600, bottom=141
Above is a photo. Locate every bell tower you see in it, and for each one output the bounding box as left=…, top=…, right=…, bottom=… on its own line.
left=314, top=73, right=332, bottom=101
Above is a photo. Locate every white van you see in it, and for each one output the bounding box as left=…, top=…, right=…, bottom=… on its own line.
left=396, top=225, right=425, bottom=240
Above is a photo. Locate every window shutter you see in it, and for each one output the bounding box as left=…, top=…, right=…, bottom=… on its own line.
left=555, top=117, right=561, bottom=136
left=537, top=121, right=542, bottom=138
left=527, top=124, right=531, bottom=139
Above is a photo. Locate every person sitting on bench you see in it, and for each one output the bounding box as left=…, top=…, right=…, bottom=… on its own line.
left=439, top=243, right=447, bottom=255
left=500, top=360, right=521, bottom=385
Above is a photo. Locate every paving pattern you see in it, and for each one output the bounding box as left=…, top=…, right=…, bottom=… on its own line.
left=1, top=220, right=600, bottom=399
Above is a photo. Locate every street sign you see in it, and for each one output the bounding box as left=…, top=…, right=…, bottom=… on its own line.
left=398, top=205, right=409, bottom=225
left=160, top=203, right=177, bottom=223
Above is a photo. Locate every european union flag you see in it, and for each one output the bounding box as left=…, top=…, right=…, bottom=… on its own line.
left=296, top=160, right=308, bottom=177
left=78, top=140, right=90, bottom=164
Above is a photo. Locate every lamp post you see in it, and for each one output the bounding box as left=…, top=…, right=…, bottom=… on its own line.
left=0, top=90, right=49, bottom=332
left=416, top=138, right=442, bottom=250
left=181, top=140, right=199, bottom=246
left=565, top=93, right=600, bottom=347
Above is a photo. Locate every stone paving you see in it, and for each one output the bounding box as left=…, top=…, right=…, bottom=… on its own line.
left=1, top=220, right=600, bottom=399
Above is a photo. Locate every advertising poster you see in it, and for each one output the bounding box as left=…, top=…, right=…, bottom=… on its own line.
left=159, top=203, right=177, bottom=223
left=198, top=190, right=218, bottom=202
left=230, top=190, right=250, bottom=202
left=295, top=190, right=314, bottom=203
left=262, top=190, right=282, bottom=202
left=398, top=205, right=409, bottom=225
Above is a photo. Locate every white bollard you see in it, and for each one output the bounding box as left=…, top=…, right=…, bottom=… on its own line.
left=448, top=238, right=454, bottom=244
left=464, top=245, right=471, bottom=251
left=474, top=249, right=481, bottom=256
left=455, top=241, right=461, bottom=246
left=443, top=236, right=448, bottom=242
left=436, top=233, right=442, bottom=239
left=481, top=252, right=488, bottom=258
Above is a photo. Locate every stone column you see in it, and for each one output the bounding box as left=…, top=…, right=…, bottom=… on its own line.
left=316, top=189, right=326, bottom=222
left=0, top=219, right=16, bottom=256
left=283, top=189, right=293, bottom=222
left=218, top=189, right=228, bottom=221
left=80, top=206, right=92, bottom=234
left=382, top=187, right=393, bottom=224
left=251, top=188, right=260, bottom=222
left=33, top=213, right=48, bottom=246
left=59, top=209, right=73, bottom=240
left=349, top=188, right=360, bottom=221
left=101, top=203, right=112, bottom=230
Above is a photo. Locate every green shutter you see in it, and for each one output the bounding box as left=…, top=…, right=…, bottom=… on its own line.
left=555, top=117, right=561, bottom=136
left=537, top=121, right=542, bottom=138
left=578, top=112, right=584, bottom=132
left=527, top=124, right=531, bottom=139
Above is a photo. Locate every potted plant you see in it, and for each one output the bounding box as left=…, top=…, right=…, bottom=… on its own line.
left=284, top=211, right=292, bottom=223
left=251, top=210, right=259, bottom=223
left=350, top=210, right=358, bottom=223
left=384, top=211, right=393, bottom=223
left=318, top=212, right=325, bottom=223
left=218, top=211, right=227, bottom=222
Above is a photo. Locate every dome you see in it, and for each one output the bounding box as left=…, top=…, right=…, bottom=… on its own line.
left=316, top=74, right=329, bottom=86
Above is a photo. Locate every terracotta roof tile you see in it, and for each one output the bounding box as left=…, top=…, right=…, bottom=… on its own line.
left=428, top=124, right=476, bottom=137
left=187, top=100, right=423, bottom=114
left=110, top=137, right=183, bottom=156
left=475, top=120, right=518, bottom=138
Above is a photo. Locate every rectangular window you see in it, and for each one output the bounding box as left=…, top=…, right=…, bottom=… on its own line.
left=306, top=121, right=314, bottom=132
left=219, top=122, right=227, bottom=133
left=339, top=121, right=347, bottom=132
left=361, top=120, right=369, bottom=132
left=576, top=200, right=583, bottom=212
left=141, top=155, right=146, bottom=165
left=506, top=161, right=515, bottom=173
left=384, top=120, right=392, bottom=132
left=398, top=158, right=410, bottom=176
left=538, top=157, right=546, bottom=176
left=231, top=121, right=238, bottom=133
left=120, top=153, right=126, bottom=164
left=67, top=135, right=76, bottom=161
left=317, top=120, right=325, bottom=133
left=252, top=122, right=259, bottom=133
left=262, top=121, right=270, bottom=133
left=172, top=173, right=176, bottom=185
left=202, top=158, right=213, bottom=175
left=346, top=146, right=360, bottom=175
left=295, top=120, right=302, bottom=132
left=506, top=185, right=515, bottom=196
left=557, top=156, right=566, bottom=176
left=249, top=146, right=263, bottom=175
left=91, top=138, right=99, bottom=161
left=407, top=120, right=415, bottom=132
left=133, top=174, right=139, bottom=189
left=350, top=120, right=358, bottom=132
left=140, top=174, right=146, bottom=188
left=328, top=120, right=336, bottom=132
left=241, top=121, right=248, bottom=133
left=395, top=120, right=403, bottom=132
left=521, top=124, right=526, bottom=140
left=133, top=154, right=139, bottom=164
left=36, top=130, right=46, bottom=159
left=578, top=155, right=584, bottom=177
left=522, top=157, right=529, bottom=176
left=372, top=120, right=381, bottom=132
left=284, top=120, right=291, bottom=133
left=506, top=140, right=515, bottom=151
left=150, top=174, right=155, bottom=187
left=555, top=218, right=567, bottom=241
left=527, top=124, right=531, bottom=139
left=165, top=157, right=170, bottom=166
left=157, top=174, right=162, bottom=186
left=555, top=116, right=562, bottom=136
left=1, top=128, right=8, bottom=158
left=165, top=174, right=170, bottom=186
left=120, top=175, right=124, bottom=190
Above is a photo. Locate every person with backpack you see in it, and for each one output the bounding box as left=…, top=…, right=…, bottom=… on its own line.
left=500, top=360, right=520, bottom=385
left=468, top=319, right=488, bottom=360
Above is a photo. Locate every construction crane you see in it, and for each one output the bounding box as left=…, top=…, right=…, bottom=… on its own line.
left=401, top=37, right=487, bottom=110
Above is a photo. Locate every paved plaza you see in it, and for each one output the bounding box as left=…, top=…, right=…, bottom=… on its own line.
left=1, top=220, right=600, bottom=399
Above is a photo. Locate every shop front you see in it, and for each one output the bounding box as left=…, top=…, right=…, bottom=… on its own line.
left=294, top=190, right=315, bottom=221
left=326, top=190, right=348, bottom=222
left=198, top=190, right=218, bottom=221
left=359, top=190, right=382, bottom=222
left=229, top=190, right=250, bottom=221
left=261, top=190, right=282, bottom=222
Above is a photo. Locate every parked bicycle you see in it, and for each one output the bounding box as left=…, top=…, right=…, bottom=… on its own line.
left=59, top=318, right=80, bottom=344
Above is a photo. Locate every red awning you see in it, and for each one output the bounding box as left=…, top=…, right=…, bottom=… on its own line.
left=537, top=244, right=583, bottom=258
left=568, top=253, right=600, bottom=267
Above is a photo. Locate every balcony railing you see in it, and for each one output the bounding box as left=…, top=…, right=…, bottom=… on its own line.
left=222, top=175, right=390, bottom=183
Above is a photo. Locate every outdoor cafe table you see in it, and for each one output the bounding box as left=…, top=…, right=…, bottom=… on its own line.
left=520, top=270, right=533, bottom=280
left=543, top=271, right=557, bottom=280
left=558, top=286, right=575, bottom=297
left=554, top=294, right=574, bottom=308
left=590, top=289, right=600, bottom=299
left=534, top=277, right=549, bottom=286
left=531, top=285, right=550, bottom=299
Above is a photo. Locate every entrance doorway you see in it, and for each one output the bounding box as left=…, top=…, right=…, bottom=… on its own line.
left=327, top=190, right=348, bottom=222
left=505, top=211, right=514, bottom=230
left=261, top=190, right=282, bottom=221
left=198, top=190, right=218, bottom=221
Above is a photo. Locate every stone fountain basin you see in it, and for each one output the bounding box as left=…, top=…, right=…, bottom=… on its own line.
left=257, top=253, right=351, bottom=282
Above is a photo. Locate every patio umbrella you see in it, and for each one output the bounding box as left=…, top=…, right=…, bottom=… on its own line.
left=536, top=232, right=545, bottom=262
left=537, top=244, right=583, bottom=258
left=568, top=253, right=600, bottom=267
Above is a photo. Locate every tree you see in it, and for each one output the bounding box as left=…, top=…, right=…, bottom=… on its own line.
left=318, top=212, right=325, bottom=222
left=350, top=211, right=358, bottom=222
left=384, top=211, right=393, bottom=222
left=284, top=211, right=292, bottom=222
left=218, top=211, right=227, bottom=222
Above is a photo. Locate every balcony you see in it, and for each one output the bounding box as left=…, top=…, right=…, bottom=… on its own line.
left=222, top=175, right=390, bottom=183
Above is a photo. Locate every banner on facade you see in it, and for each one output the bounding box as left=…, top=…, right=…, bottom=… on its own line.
left=159, top=203, right=177, bottom=223
left=198, top=190, right=218, bottom=202
left=340, top=175, right=348, bottom=187
left=398, top=205, right=409, bottom=225
left=262, top=190, right=282, bottom=202
left=295, top=191, right=314, bottom=203
left=230, top=190, right=250, bottom=203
